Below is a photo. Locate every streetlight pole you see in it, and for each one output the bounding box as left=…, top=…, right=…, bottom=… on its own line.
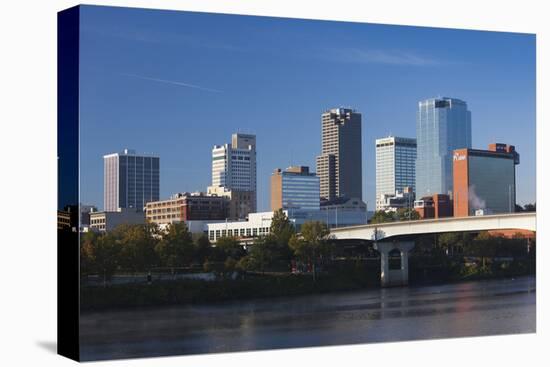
left=508, top=185, right=512, bottom=213
left=408, top=192, right=411, bottom=221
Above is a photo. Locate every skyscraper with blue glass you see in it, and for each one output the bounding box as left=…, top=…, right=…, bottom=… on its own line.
left=415, top=97, right=472, bottom=198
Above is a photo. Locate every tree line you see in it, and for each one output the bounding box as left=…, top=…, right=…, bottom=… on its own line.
left=417, top=231, right=535, bottom=260
left=370, top=202, right=537, bottom=224
left=81, top=208, right=535, bottom=286
left=370, top=208, right=421, bottom=223
left=81, top=209, right=333, bottom=285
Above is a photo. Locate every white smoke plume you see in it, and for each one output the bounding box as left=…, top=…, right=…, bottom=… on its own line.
left=468, top=185, right=486, bottom=210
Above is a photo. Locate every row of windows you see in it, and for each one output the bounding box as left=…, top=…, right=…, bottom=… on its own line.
left=147, top=199, right=223, bottom=208
left=231, top=156, right=251, bottom=161
left=149, top=214, right=180, bottom=220
left=209, top=227, right=271, bottom=240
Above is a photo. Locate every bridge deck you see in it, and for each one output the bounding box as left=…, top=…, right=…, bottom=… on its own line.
left=330, top=212, right=536, bottom=241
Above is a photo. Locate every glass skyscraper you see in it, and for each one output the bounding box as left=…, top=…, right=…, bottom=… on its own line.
left=103, top=149, right=160, bottom=211
left=271, top=166, right=320, bottom=211
left=416, top=97, right=472, bottom=198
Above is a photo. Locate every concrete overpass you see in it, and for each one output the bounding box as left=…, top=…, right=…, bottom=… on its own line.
left=330, top=213, right=536, bottom=287
left=331, top=212, right=536, bottom=242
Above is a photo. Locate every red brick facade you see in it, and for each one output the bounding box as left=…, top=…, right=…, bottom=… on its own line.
left=453, top=148, right=470, bottom=217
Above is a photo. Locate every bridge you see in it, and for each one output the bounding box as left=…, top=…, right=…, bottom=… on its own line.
left=330, top=213, right=536, bottom=287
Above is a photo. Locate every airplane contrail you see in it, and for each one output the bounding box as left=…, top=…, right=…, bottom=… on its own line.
left=120, top=73, right=223, bottom=93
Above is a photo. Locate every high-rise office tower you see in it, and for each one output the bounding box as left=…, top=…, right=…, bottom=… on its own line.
left=211, top=133, right=257, bottom=216
left=103, top=149, right=160, bottom=211
left=375, top=136, right=417, bottom=210
left=316, top=108, right=363, bottom=202
left=271, top=166, right=320, bottom=211
left=453, top=143, right=519, bottom=217
left=416, top=97, right=472, bottom=198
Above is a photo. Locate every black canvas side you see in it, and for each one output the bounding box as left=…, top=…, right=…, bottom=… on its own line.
left=57, top=5, right=80, bottom=362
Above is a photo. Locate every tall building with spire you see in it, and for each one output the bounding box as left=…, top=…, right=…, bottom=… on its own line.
left=316, top=108, right=363, bottom=202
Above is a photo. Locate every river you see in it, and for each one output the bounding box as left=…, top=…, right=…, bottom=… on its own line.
left=79, top=276, right=536, bottom=361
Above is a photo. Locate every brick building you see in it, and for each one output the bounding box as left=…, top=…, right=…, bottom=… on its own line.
left=453, top=143, right=519, bottom=217
left=414, top=194, right=453, bottom=219
left=145, top=192, right=228, bottom=225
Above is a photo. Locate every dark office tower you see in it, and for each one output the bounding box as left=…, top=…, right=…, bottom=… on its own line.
left=103, top=149, right=160, bottom=211
left=316, top=108, right=363, bottom=201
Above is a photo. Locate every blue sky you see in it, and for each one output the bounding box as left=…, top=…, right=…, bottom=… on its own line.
left=79, top=5, right=536, bottom=211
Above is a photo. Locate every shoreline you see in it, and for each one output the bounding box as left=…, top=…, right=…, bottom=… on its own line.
left=80, top=268, right=535, bottom=313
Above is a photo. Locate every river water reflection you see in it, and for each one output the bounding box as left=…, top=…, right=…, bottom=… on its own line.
left=80, top=276, right=536, bottom=361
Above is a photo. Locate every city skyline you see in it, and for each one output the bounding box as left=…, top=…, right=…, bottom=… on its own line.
left=78, top=5, right=536, bottom=211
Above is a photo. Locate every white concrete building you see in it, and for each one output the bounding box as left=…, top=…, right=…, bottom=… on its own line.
left=212, top=133, right=257, bottom=215
left=377, top=187, right=415, bottom=213
left=157, top=220, right=224, bottom=235
left=375, top=136, right=416, bottom=210
left=206, top=208, right=369, bottom=243
left=89, top=208, right=145, bottom=232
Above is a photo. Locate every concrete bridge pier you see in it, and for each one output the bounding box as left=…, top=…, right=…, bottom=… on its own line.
left=374, top=241, right=415, bottom=287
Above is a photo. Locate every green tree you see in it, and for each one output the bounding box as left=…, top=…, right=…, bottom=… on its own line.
left=289, top=221, right=331, bottom=281
left=224, top=257, right=238, bottom=274
left=80, top=230, right=98, bottom=279
left=194, top=233, right=211, bottom=264
left=236, top=256, right=251, bottom=272
left=464, top=231, right=498, bottom=267
left=438, top=232, right=462, bottom=255
left=203, top=259, right=213, bottom=273
left=215, top=236, right=245, bottom=260
left=155, top=222, right=194, bottom=275
left=87, top=232, right=121, bottom=286
left=243, top=236, right=279, bottom=273
left=523, top=203, right=536, bottom=212
left=370, top=210, right=395, bottom=224
left=116, top=224, right=159, bottom=276
left=270, top=209, right=295, bottom=245
left=395, top=208, right=420, bottom=221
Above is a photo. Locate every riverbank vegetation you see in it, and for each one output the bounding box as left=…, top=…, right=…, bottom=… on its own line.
left=80, top=209, right=535, bottom=311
